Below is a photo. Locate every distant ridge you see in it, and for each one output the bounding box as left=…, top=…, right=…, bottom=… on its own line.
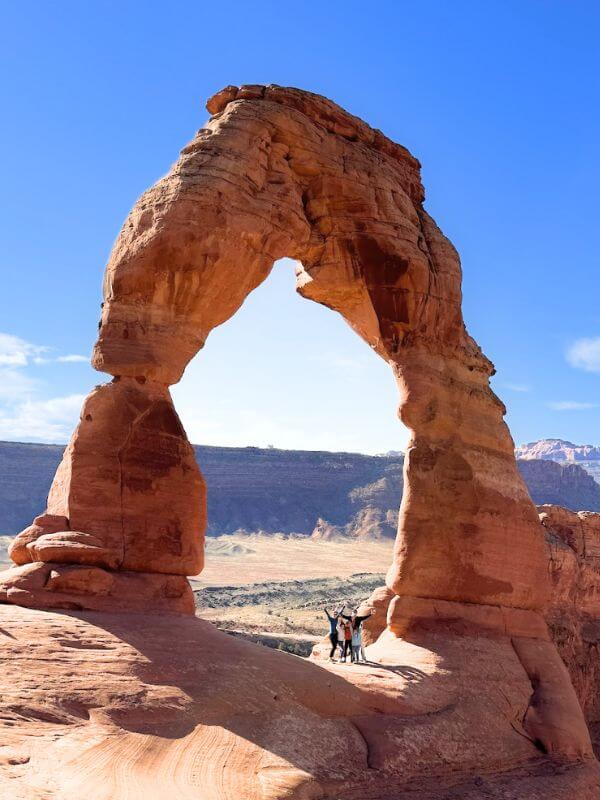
left=1, top=439, right=600, bottom=536
left=516, top=438, right=600, bottom=481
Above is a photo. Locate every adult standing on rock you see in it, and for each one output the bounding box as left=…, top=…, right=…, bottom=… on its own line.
left=323, top=607, right=342, bottom=661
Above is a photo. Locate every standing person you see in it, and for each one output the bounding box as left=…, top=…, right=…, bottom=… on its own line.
left=337, top=615, right=346, bottom=661
left=351, top=609, right=372, bottom=663
left=343, top=619, right=353, bottom=662
left=323, top=607, right=341, bottom=662
left=351, top=620, right=362, bottom=663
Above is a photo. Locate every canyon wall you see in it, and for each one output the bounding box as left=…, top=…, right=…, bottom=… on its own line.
left=541, top=505, right=600, bottom=721
left=518, top=458, right=600, bottom=511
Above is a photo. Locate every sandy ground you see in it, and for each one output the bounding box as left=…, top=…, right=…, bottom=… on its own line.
left=0, top=532, right=394, bottom=646
left=0, top=532, right=394, bottom=583
left=192, top=534, right=394, bottom=646
left=193, top=533, right=394, bottom=587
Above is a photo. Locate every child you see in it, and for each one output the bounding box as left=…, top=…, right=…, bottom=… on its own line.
left=343, top=619, right=353, bottom=662
left=337, top=616, right=347, bottom=661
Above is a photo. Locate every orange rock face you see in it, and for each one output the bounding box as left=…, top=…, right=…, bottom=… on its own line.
left=540, top=505, right=600, bottom=721
left=93, top=85, right=547, bottom=610
left=6, top=378, right=204, bottom=612
left=0, top=85, right=595, bottom=790
left=12, top=83, right=545, bottom=611
left=1, top=606, right=599, bottom=800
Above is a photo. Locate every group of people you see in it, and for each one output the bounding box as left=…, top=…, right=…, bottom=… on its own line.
left=324, top=606, right=372, bottom=663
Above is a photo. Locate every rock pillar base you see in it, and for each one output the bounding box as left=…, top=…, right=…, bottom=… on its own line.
left=0, top=562, right=195, bottom=615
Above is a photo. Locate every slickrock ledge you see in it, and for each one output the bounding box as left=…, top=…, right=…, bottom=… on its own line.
left=1, top=606, right=599, bottom=800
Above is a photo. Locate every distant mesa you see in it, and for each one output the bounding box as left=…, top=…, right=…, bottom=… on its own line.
left=517, top=438, right=600, bottom=462
left=517, top=438, right=600, bottom=482
left=2, top=440, right=600, bottom=543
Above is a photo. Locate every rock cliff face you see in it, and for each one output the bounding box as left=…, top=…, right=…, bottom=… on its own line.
left=518, top=458, right=600, bottom=512
left=3, top=440, right=599, bottom=538
left=0, top=85, right=597, bottom=795
left=197, top=446, right=403, bottom=537
left=518, top=438, right=600, bottom=482
left=0, top=441, right=63, bottom=535
left=540, top=505, right=600, bottom=722
left=364, top=504, right=600, bottom=727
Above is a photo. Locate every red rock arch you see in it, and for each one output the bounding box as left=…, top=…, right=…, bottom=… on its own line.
left=4, top=85, right=547, bottom=616
left=1, top=85, right=593, bottom=761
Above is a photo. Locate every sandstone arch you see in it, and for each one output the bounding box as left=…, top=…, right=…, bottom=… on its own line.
left=4, top=85, right=547, bottom=616
left=0, top=85, right=568, bottom=646
left=0, top=84, right=596, bottom=785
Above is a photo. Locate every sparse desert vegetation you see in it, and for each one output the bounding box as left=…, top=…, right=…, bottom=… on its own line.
left=193, top=534, right=393, bottom=652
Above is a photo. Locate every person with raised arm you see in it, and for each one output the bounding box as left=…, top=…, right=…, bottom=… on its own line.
left=323, top=606, right=343, bottom=662
left=351, top=608, right=373, bottom=663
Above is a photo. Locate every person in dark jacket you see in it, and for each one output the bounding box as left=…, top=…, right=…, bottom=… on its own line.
left=324, top=607, right=343, bottom=661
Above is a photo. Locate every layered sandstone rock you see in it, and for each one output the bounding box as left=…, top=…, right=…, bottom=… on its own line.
left=540, top=505, right=600, bottom=721
left=1, top=606, right=599, bottom=800
left=6, top=378, right=203, bottom=612
left=104, top=84, right=547, bottom=610
left=519, top=458, right=600, bottom=512
left=0, top=85, right=595, bottom=792
left=363, top=505, right=600, bottom=728
left=6, top=83, right=546, bottom=613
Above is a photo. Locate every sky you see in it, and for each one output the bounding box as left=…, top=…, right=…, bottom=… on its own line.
left=0, top=0, right=598, bottom=453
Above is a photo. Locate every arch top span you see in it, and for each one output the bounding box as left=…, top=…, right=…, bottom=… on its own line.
left=92, top=83, right=470, bottom=387
left=204, top=83, right=424, bottom=188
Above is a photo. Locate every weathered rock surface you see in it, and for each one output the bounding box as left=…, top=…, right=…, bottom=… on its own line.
left=0, top=84, right=596, bottom=794
left=4, top=379, right=204, bottom=612
left=519, top=457, right=600, bottom=511
left=82, top=83, right=548, bottom=611
left=6, top=83, right=548, bottom=611
left=363, top=504, right=600, bottom=727
left=1, top=606, right=599, bottom=800
left=540, top=505, right=600, bottom=722
left=0, top=561, right=194, bottom=614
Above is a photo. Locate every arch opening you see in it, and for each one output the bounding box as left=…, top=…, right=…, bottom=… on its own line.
left=172, top=257, right=406, bottom=608
left=172, top=257, right=408, bottom=455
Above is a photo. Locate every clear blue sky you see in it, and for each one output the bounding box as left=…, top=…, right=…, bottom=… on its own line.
left=0, top=1, right=598, bottom=452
